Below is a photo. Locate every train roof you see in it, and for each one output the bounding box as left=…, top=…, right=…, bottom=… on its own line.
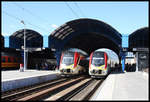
left=92, top=50, right=119, bottom=62
left=63, top=51, right=88, bottom=57
left=1, top=51, right=21, bottom=57
left=93, top=51, right=105, bottom=53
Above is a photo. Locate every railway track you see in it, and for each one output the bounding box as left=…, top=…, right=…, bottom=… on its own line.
left=1, top=75, right=77, bottom=101
left=2, top=75, right=104, bottom=101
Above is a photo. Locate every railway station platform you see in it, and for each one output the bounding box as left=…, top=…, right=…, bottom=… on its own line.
left=90, top=71, right=148, bottom=100
left=1, top=69, right=60, bottom=92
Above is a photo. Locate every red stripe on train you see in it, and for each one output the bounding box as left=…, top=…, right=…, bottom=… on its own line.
left=89, top=52, right=93, bottom=69
left=74, top=52, right=79, bottom=68
left=59, top=53, right=64, bottom=68
left=104, top=52, right=107, bottom=69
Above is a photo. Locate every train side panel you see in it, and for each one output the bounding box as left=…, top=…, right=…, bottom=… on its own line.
left=1, top=52, right=23, bottom=69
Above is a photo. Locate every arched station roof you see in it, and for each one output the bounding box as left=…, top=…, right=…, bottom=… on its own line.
left=9, top=29, right=43, bottom=49
left=129, top=27, right=149, bottom=49
left=1, top=35, right=4, bottom=49
left=49, top=18, right=122, bottom=55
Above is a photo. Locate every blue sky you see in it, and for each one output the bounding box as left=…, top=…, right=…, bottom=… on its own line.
left=2, top=1, right=149, bottom=47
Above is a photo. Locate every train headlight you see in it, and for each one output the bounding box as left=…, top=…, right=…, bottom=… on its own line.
left=102, top=70, right=106, bottom=74
left=90, top=70, right=93, bottom=73
left=70, top=69, right=73, bottom=73
left=70, top=65, right=74, bottom=69
left=101, top=65, right=105, bottom=69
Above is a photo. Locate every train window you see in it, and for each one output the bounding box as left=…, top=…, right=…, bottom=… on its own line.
left=92, top=57, right=104, bottom=66
left=17, top=58, right=20, bottom=63
left=14, top=58, right=17, bottom=62
left=8, top=57, right=11, bottom=62
left=2, top=57, right=6, bottom=62
left=10, top=57, right=14, bottom=62
left=19, top=57, right=23, bottom=63
left=62, top=56, right=74, bottom=65
left=16, top=58, right=20, bottom=63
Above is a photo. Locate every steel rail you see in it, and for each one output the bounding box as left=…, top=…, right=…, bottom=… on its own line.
left=17, top=76, right=85, bottom=101
left=69, top=79, right=104, bottom=100
left=1, top=76, right=78, bottom=101
left=45, top=78, right=92, bottom=101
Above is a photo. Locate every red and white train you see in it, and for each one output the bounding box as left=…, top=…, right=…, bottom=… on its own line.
left=1, top=51, right=23, bottom=70
left=89, top=51, right=119, bottom=78
left=59, top=51, right=88, bottom=76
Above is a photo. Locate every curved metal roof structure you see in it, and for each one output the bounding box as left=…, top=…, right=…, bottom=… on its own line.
left=1, top=35, right=4, bottom=49
left=129, top=27, right=149, bottom=49
left=49, top=18, right=122, bottom=55
left=9, top=29, right=43, bottom=49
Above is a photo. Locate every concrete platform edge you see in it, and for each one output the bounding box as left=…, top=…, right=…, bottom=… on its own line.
left=90, top=74, right=115, bottom=100
left=2, top=73, right=60, bottom=92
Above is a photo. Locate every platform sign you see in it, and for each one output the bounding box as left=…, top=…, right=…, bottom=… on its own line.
left=132, top=48, right=149, bottom=52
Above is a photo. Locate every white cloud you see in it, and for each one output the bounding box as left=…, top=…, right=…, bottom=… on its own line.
left=51, top=24, right=58, bottom=29
left=2, top=33, right=10, bottom=36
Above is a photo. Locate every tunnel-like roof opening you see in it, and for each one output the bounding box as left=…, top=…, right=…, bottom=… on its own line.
left=9, top=29, right=43, bottom=49
left=129, top=27, right=149, bottom=50
left=49, top=18, right=122, bottom=55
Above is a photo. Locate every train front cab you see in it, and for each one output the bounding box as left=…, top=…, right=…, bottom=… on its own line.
left=89, top=52, right=109, bottom=78
left=59, top=52, right=86, bottom=76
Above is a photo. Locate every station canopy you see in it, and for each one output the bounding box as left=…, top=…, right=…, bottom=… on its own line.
left=28, top=48, right=55, bottom=59
left=49, top=18, right=122, bottom=55
left=9, top=29, right=43, bottom=49
left=129, top=27, right=149, bottom=50
left=1, top=35, right=4, bottom=49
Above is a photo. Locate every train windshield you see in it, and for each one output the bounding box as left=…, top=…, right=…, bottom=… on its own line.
left=92, top=57, right=104, bottom=66
left=62, top=56, right=74, bottom=65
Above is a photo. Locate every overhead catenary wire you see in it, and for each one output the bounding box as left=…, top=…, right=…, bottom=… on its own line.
left=13, top=3, right=51, bottom=26
left=65, top=2, right=80, bottom=18
left=2, top=10, right=50, bottom=32
left=2, top=11, right=21, bottom=21
left=74, top=2, right=86, bottom=18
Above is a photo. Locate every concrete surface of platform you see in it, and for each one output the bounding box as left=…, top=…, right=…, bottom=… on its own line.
left=90, top=71, right=148, bottom=100
left=1, top=70, right=60, bottom=92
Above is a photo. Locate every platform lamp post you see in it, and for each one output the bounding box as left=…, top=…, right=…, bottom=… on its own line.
left=21, top=20, right=26, bottom=71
